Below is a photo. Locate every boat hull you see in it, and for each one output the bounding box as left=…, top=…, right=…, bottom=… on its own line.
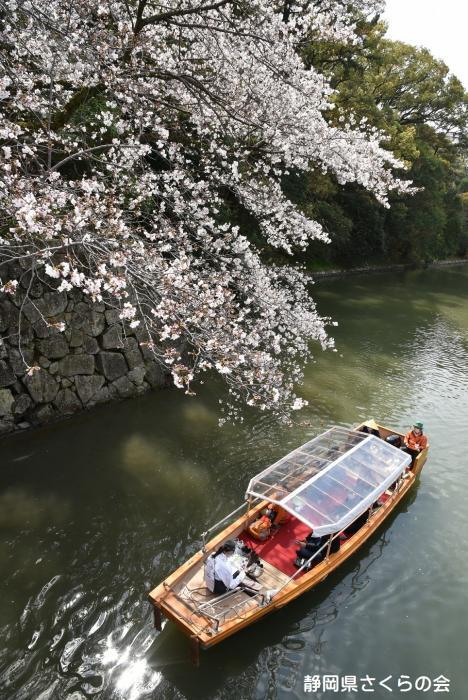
left=148, top=422, right=427, bottom=651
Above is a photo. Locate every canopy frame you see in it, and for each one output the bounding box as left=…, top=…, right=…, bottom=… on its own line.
left=245, top=426, right=411, bottom=536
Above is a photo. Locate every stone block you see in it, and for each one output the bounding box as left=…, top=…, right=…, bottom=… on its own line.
left=0, top=419, right=14, bottom=434
left=90, top=386, right=110, bottom=405
left=75, top=375, right=105, bottom=404
left=83, top=336, right=99, bottom=354
left=22, top=297, right=41, bottom=324
left=144, top=361, right=166, bottom=388
left=96, top=351, right=127, bottom=381
left=0, top=388, right=14, bottom=416
left=109, top=375, right=137, bottom=399
left=7, top=347, right=34, bottom=376
left=128, top=366, right=146, bottom=386
left=123, top=337, right=144, bottom=369
left=36, top=291, right=68, bottom=318
left=38, top=334, right=69, bottom=359
left=125, top=349, right=145, bottom=369
left=0, top=299, right=17, bottom=332
left=12, top=393, right=32, bottom=416
left=58, top=354, right=95, bottom=377
left=32, top=318, right=51, bottom=339
left=101, top=325, right=124, bottom=350
left=69, top=288, right=83, bottom=303
left=38, top=356, right=51, bottom=368
left=69, top=329, right=84, bottom=348
left=0, top=360, right=16, bottom=387
left=72, top=302, right=105, bottom=336
left=23, top=368, right=59, bottom=403
left=105, top=309, right=121, bottom=325
left=30, top=403, right=56, bottom=425
left=19, top=273, right=43, bottom=298
left=8, top=324, right=34, bottom=346
left=53, top=388, right=82, bottom=415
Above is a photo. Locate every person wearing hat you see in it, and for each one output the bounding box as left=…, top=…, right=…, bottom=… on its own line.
left=204, top=540, right=247, bottom=594
left=403, top=422, right=428, bottom=466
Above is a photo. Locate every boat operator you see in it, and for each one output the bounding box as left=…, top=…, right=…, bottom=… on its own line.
left=204, top=540, right=247, bottom=594
left=403, top=421, right=428, bottom=465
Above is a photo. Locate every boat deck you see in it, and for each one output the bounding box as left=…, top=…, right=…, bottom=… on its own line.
left=239, top=516, right=310, bottom=577
left=172, top=554, right=291, bottom=626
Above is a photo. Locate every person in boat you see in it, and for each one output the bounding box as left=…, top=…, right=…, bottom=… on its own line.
left=248, top=513, right=273, bottom=541
left=343, top=510, right=369, bottom=537
left=403, top=422, right=428, bottom=465
left=265, top=501, right=290, bottom=527
left=295, top=530, right=328, bottom=566
left=248, top=501, right=288, bottom=541
left=361, top=419, right=380, bottom=437
left=204, top=540, right=247, bottom=594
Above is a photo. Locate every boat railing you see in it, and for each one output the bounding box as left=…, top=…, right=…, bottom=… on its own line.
left=196, top=588, right=267, bottom=633
left=200, top=498, right=260, bottom=552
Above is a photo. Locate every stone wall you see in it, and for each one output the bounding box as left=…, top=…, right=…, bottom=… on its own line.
left=0, top=274, right=169, bottom=436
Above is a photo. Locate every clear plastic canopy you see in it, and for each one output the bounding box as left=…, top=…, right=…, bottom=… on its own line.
left=246, top=427, right=411, bottom=535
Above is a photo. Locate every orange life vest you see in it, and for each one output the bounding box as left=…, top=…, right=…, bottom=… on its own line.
left=267, top=503, right=290, bottom=525
left=248, top=515, right=271, bottom=541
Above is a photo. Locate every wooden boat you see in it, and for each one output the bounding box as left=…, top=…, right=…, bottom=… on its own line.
left=148, top=421, right=428, bottom=663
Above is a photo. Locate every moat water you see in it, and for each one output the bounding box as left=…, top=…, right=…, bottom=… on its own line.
left=1, top=265, right=467, bottom=699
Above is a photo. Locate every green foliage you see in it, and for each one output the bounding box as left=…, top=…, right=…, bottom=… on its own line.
left=298, top=17, right=468, bottom=268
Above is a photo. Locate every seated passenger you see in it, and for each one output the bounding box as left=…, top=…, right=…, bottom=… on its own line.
left=294, top=530, right=328, bottom=567
left=204, top=540, right=246, bottom=594
left=403, top=422, right=428, bottom=466
left=343, top=511, right=369, bottom=537
left=361, top=419, right=380, bottom=438
left=248, top=514, right=273, bottom=541
left=386, top=434, right=402, bottom=449
left=265, top=502, right=290, bottom=526
left=329, top=534, right=341, bottom=554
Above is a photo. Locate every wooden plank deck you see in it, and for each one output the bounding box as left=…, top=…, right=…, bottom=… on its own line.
left=172, top=556, right=291, bottom=626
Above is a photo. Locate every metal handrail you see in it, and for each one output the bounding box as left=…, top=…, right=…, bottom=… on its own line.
left=197, top=589, right=266, bottom=632
left=200, top=498, right=259, bottom=551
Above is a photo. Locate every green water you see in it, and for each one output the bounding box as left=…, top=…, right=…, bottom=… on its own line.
left=1, top=265, right=467, bottom=700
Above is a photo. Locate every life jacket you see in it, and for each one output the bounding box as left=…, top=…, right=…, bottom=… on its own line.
left=248, top=515, right=271, bottom=541
left=266, top=502, right=290, bottom=525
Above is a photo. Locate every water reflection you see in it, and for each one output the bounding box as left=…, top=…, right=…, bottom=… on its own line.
left=0, top=487, right=70, bottom=530
left=120, top=434, right=210, bottom=501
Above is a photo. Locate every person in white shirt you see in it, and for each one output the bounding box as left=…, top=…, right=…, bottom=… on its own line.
left=204, top=540, right=246, bottom=594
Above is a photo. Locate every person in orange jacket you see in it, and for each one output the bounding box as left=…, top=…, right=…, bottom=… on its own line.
left=403, top=422, right=428, bottom=465
left=248, top=514, right=272, bottom=541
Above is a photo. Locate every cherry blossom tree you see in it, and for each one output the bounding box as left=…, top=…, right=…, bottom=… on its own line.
left=0, top=0, right=414, bottom=418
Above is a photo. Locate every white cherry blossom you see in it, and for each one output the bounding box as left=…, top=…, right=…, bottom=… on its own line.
left=0, top=0, right=412, bottom=417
